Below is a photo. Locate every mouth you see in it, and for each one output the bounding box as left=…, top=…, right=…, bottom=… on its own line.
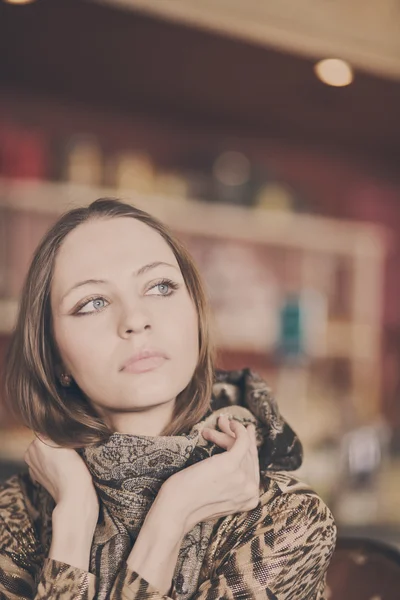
left=122, top=355, right=167, bottom=374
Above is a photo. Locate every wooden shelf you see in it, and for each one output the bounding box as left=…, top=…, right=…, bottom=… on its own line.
left=0, top=177, right=388, bottom=257
left=0, top=177, right=388, bottom=421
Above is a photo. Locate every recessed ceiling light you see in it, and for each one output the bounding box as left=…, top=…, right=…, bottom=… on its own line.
left=3, top=0, right=36, bottom=4
left=314, top=58, right=354, bottom=87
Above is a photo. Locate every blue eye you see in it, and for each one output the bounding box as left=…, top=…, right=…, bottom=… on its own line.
left=92, top=298, right=106, bottom=310
left=157, top=283, right=170, bottom=295
left=76, top=297, right=109, bottom=315
left=148, top=278, right=180, bottom=296
left=74, top=278, right=179, bottom=316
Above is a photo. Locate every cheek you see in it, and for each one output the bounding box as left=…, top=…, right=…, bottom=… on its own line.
left=53, top=318, right=106, bottom=374
left=168, top=299, right=199, bottom=357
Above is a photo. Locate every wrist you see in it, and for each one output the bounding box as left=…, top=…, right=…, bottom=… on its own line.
left=56, top=482, right=98, bottom=507
left=126, top=494, right=184, bottom=584
left=50, top=500, right=98, bottom=571
left=156, top=480, right=192, bottom=536
left=53, top=495, right=99, bottom=529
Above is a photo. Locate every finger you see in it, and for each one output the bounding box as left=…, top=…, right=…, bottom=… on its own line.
left=242, top=424, right=259, bottom=481
left=247, top=424, right=258, bottom=456
left=218, top=415, right=236, bottom=437
left=227, top=419, right=250, bottom=456
left=248, top=426, right=260, bottom=485
left=202, top=428, right=235, bottom=450
left=247, top=424, right=259, bottom=457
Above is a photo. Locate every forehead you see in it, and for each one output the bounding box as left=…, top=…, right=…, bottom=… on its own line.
left=52, top=216, right=178, bottom=289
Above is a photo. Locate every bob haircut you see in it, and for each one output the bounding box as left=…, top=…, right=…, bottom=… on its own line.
left=4, top=198, right=216, bottom=448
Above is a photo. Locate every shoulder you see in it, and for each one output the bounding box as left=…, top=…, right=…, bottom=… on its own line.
left=198, top=473, right=336, bottom=599
left=251, top=471, right=336, bottom=548
left=229, top=470, right=334, bottom=538
left=258, top=470, right=337, bottom=549
left=0, top=471, right=36, bottom=531
left=208, top=470, right=336, bottom=572
left=0, top=472, right=44, bottom=574
left=259, top=469, right=336, bottom=519
left=0, top=471, right=28, bottom=513
left=201, top=472, right=336, bottom=598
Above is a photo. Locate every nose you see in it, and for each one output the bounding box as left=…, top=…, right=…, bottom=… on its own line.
left=117, top=301, right=152, bottom=338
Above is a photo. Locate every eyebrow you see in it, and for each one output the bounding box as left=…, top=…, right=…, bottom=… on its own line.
left=61, top=261, right=179, bottom=304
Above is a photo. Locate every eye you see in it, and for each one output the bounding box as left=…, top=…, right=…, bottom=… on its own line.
left=157, top=283, right=169, bottom=295
left=76, top=296, right=109, bottom=315
left=147, top=278, right=179, bottom=296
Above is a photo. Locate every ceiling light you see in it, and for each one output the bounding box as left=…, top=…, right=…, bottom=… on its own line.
left=314, top=58, right=354, bottom=87
left=3, top=0, right=36, bottom=4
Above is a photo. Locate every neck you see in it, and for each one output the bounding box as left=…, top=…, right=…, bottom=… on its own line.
left=101, top=400, right=176, bottom=436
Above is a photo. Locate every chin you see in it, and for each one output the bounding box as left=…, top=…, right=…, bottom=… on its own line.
left=123, top=372, right=190, bottom=405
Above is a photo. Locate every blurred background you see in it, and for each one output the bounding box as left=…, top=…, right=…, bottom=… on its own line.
left=1, top=0, right=400, bottom=547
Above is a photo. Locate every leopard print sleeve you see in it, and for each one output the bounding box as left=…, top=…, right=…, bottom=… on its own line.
left=194, top=476, right=337, bottom=600
left=108, top=478, right=337, bottom=600
left=202, top=495, right=336, bottom=599
left=0, top=477, right=98, bottom=600
left=0, top=553, right=96, bottom=600
left=35, top=558, right=97, bottom=599
left=0, top=535, right=97, bottom=600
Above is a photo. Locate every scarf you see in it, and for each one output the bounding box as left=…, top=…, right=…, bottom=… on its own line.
left=79, top=367, right=303, bottom=600
left=33, top=368, right=302, bottom=600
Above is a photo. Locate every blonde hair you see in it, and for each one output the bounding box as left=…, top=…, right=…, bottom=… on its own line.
left=4, top=198, right=216, bottom=448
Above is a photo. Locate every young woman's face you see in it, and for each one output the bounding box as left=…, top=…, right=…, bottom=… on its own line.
left=50, top=217, right=199, bottom=420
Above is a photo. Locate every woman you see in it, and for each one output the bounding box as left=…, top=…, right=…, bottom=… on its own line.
left=0, top=198, right=336, bottom=599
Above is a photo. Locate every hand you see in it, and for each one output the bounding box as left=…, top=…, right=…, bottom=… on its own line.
left=162, top=415, right=260, bottom=534
left=24, top=435, right=99, bottom=512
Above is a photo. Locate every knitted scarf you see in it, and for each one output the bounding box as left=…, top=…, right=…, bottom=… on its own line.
left=78, top=367, right=303, bottom=600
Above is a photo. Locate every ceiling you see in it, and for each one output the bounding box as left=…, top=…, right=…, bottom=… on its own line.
left=93, top=0, right=400, bottom=80
left=0, top=0, right=399, bottom=170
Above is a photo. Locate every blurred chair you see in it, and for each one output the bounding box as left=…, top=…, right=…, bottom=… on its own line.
left=326, top=536, right=400, bottom=599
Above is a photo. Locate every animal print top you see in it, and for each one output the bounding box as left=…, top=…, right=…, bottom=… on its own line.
left=0, top=469, right=336, bottom=599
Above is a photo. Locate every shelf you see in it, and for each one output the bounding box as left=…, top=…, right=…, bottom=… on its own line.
left=0, top=177, right=388, bottom=257
left=0, top=175, right=387, bottom=425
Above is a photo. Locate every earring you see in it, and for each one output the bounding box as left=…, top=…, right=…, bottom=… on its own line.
left=59, top=373, right=72, bottom=387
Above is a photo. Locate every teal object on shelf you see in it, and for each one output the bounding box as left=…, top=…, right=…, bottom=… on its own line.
left=278, top=293, right=305, bottom=359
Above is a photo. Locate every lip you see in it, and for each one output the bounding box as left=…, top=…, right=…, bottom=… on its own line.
left=121, top=349, right=168, bottom=373
left=124, top=355, right=167, bottom=374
